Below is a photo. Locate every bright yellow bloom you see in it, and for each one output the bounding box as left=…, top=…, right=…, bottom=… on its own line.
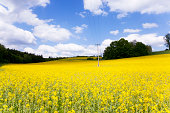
left=26, top=104, right=30, bottom=108
left=0, top=55, right=169, bottom=112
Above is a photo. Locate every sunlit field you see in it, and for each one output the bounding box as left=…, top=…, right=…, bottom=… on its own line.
left=0, top=54, right=170, bottom=113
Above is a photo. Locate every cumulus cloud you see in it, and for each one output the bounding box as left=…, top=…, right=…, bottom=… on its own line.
left=24, top=45, right=58, bottom=58
left=83, top=0, right=170, bottom=17
left=16, top=10, right=46, bottom=26
left=0, top=0, right=50, bottom=24
left=0, top=21, right=36, bottom=49
left=122, top=33, right=165, bottom=50
left=110, top=30, right=119, bottom=35
left=83, top=0, right=107, bottom=15
left=142, top=23, right=159, bottom=28
left=0, top=0, right=50, bottom=13
left=24, top=39, right=114, bottom=57
left=24, top=43, right=88, bottom=58
left=100, top=39, right=114, bottom=52
left=123, top=29, right=141, bottom=33
left=0, top=0, right=72, bottom=50
left=72, top=24, right=88, bottom=34
left=33, top=24, right=72, bottom=42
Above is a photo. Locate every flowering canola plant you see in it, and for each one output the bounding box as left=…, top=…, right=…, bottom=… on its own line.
left=0, top=54, right=170, bottom=113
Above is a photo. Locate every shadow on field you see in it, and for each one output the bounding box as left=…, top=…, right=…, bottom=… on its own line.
left=0, top=64, right=5, bottom=71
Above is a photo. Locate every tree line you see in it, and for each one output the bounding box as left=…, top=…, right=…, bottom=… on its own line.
left=0, top=44, right=64, bottom=63
left=103, top=38, right=152, bottom=60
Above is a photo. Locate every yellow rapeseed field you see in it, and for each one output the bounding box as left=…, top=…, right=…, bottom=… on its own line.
left=0, top=54, right=170, bottom=113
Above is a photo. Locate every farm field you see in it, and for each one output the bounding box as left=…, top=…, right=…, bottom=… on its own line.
left=0, top=54, right=170, bottom=113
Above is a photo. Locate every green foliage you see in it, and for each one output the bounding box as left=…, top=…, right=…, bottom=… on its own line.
left=0, top=43, right=66, bottom=63
left=45, top=57, right=65, bottom=61
left=133, top=42, right=148, bottom=56
left=0, top=43, right=47, bottom=63
left=87, top=57, right=94, bottom=60
left=164, top=33, right=170, bottom=50
left=152, top=50, right=170, bottom=55
left=103, top=38, right=152, bottom=60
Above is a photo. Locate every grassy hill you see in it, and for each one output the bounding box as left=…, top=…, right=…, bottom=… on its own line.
left=152, top=50, right=170, bottom=55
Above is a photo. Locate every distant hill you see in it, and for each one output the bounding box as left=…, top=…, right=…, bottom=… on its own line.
left=152, top=50, right=170, bottom=55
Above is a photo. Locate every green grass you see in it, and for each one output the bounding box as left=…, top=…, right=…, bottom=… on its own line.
left=0, top=64, right=4, bottom=67
left=152, top=50, right=170, bottom=55
left=0, top=63, right=7, bottom=67
left=0, top=64, right=5, bottom=71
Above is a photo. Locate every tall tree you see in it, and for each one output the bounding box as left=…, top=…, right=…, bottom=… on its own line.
left=164, top=33, right=170, bottom=50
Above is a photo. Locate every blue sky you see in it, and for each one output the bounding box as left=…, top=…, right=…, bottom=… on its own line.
left=0, top=0, right=170, bottom=57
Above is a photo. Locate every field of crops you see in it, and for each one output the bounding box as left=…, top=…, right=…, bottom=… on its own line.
left=0, top=54, right=170, bottom=113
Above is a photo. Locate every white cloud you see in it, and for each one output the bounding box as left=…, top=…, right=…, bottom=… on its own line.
left=142, top=23, right=159, bottom=28
left=0, top=0, right=72, bottom=49
left=24, top=47, right=35, bottom=53
left=123, top=29, right=141, bottom=33
left=55, top=43, right=85, bottom=52
left=83, top=0, right=107, bottom=15
left=24, top=39, right=114, bottom=57
left=0, top=21, right=36, bottom=49
left=100, top=39, right=114, bottom=52
left=0, top=0, right=50, bottom=13
left=0, top=0, right=50, bottom=24
left=79, top=11, right=87, bottom=18
left=110, top=30, right=119, bottom=35
left=16, top=10, right=45, bottom=26
left=24, top=45, right=58, bottom=58
left=101, top=39, right=113, bottom=46
left=72, top=24, right=88, bottom=34
left=24, top=43, right=86, bottom=57
left=117, top=12, right=128, bottom=19
left=83, top=0, right=170, bottom=17
left=82, top=24, right=88, bottom=28
left=33, top=24, right=72, bottom=42
left=122, top=33, right=165, bottom=50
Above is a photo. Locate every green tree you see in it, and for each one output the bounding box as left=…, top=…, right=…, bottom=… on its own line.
left=103, top=38, right=134, bottom=59
left=133, top=42, right=148, bottom=56
left=23, top=54, right=32, bottom=63
left=0, top=44, right=9, bottom=63
left=146, top=45, right=152, bottom=54
left=164, top=33, right=170, bottom=50
left=103, top=39, right=152, bottom=60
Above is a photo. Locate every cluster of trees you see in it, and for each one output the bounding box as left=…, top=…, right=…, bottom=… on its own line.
left=0, top=44, right=45, bottom=63
left=103, top=38, right=152, bottom=60
left=0, top=44, right=64, bottom=63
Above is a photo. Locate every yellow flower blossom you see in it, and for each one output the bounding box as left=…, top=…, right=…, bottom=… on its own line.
left=0, top=55, right=169, bottom=112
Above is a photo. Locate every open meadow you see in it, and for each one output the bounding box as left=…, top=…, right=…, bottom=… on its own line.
left=0, top=54, right=170, bottom=113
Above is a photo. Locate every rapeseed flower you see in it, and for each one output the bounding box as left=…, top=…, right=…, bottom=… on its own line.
left=0, top=54, right=169, bottom=112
